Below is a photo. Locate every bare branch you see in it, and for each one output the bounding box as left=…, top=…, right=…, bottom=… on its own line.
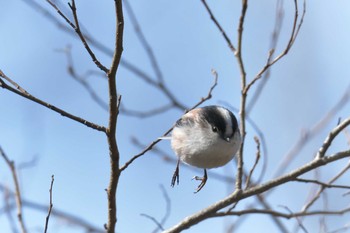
left=0, top=146, right=27, bottom=233
left=280, top=205, right=309, bottom=233
left=245, top=136, right=261, bottom=189
left=46, top=0, right=108, bottom=72
left=293, top=178, right=350, bottom=190
left=235, top=0, right=248, bottom=192
left=44, top=175, right=55, bottom=233
left=244, top=0, right=306, bottom=95
left=105, top=0, right=124, bottom=232
left=246, top=0, right=284, bottom=112
left=316, top=118, right=350, bottom=159
left=2, top=187, right=19, bottom=233
left=0, top=70, right=107, bottom=133
left=214, top=206, right=350, bottom=219
left=200, top=0, right=236, bottom=53
left=301, top=159, right=350, bottom=212
left=140, top=214, right=165, bottom=231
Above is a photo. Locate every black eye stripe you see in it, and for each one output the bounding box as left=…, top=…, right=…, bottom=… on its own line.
left=200, top=106, right=227, bottom=133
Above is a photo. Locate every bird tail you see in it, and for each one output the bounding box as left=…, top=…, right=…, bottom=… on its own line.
left=158, top=136, right=172, bottom=140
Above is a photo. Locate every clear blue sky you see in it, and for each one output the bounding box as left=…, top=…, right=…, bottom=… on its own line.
left=1, top=1, right=350, bottom=232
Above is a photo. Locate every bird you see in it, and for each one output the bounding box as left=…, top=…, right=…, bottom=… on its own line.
left=168, top=105, right=241, bottom=193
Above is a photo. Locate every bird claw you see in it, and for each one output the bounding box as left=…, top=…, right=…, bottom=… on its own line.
left=192, top=169, right=208, bottom=193
left=171, top=160, right=180, bottom=187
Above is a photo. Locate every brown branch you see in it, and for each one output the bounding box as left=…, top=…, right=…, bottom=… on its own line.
left=44, top=175, right=55, bottom=233
left=214, top=206, right=350, bottom=219
left=244, top=0, right=306, bottom=95
left=294, top=178, right=350, bottom=190
left=236, top=0, right=248, bottom=192
left=28, top=0, right=186, bottom=117
left=0, top=146, right=27, bottom=233
left=47, top=0, right=108, bottom=72
left=105, top=0, right=124, bottom=232
left=164, top=149, right=350, bottom=232
left=200, top=0, right=236, bottom=53
left=0, top=70, right=107, bottom=133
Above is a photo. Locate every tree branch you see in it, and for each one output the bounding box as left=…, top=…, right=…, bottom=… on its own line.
left=0, top=146, right=27, bottom=233
left=164, top=149, right=350, bottom=232
left=105, top=0, right=124, bottom=232
left=0, top=70, right=107, bottom=133
left=44, top=175, right=55, bottom=233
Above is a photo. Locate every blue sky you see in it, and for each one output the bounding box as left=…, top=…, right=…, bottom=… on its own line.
left=1, top=0, right=350, bottom=232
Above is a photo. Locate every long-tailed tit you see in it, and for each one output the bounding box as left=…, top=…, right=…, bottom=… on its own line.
left=167, top=105, right=241, bottom=193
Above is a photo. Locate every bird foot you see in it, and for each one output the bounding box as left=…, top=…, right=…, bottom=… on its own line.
left=192, top=169, right=208, bottom=193
left=171, top=160, right=180, bottom=187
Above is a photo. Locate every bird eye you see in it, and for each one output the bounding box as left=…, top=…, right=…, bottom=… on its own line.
left=212, top=126, right=218, bottom=132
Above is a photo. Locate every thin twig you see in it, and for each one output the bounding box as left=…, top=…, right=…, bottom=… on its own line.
left=44, top=175, right=55, bottom=233
left=140, top=214, right=165, bottom=231
left=245, top=136, right=261, bottom=189
left=214, top=206, right=350, bottom=219
left=139, top=186, right=171, bottom=233
left=0, top=70, right=106, bottom=133
left=301, top=160, right=350, bottom=212
left=317, top=118, right=350, bottom=159
left=293, top=178, right=350, bottom=190
left=244, top=0, right=306, bottom=95
left=3, top=187, right=19, bottom=233
left=154, top=185, right=171, bottom=233
left=246, top=0, right=284, bottom=112
left=0, top=146, right=27, bottom=233
left=47, top=0, right=108, bottom=72
left=200, top=0, right=236, bottom=53
left=0, top=185, right=105, bottom=233
left=280, top=205, right=309, bottom=233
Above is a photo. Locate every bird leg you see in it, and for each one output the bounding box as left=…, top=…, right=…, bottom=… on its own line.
left=192, top=169, right=207, bottom=193
left=171, top=159, right=180, bottom=187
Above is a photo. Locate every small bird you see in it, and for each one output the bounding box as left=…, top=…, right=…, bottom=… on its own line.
left=169, top=105, right=241, bottom=193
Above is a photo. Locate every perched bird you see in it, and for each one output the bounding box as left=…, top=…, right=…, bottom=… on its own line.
left=169, top=105, right=241, bottom=193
